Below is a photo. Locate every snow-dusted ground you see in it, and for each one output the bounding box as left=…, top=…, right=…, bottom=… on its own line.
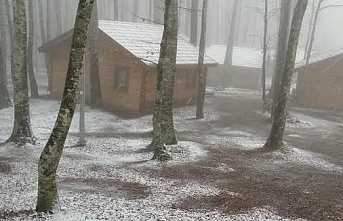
left=1, top=96, right=341, bottom=220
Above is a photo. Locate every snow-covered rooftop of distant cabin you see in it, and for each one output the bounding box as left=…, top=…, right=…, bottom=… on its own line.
left=206, top=45, right=306, bottom=68
left=295, top=47, right=343, bottom=68
left=99, top=20, right=217, bottom=66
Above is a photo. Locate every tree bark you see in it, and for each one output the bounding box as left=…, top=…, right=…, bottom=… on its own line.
left=89, top=0, right=102, bottom=108
left=190, top=0, right=198, bottom=45
left=223, top=0, right=239, bottom=88
left=305, top=0, right=323, bottom=66
left=36, top=0, right=95, bottom=213
left=264, top=0, right=308, bottom=150
left=6, top=0, right=35, bottom=145
left=27, top=0, right=39, bottom=98
left=0, top=1, right=12, bottom=110
left=196, top=0, right=208, bottom=119
left=269, top=0, right=292, bottom=117
left=152, top=0, right=178, bottom=161
left=261, top=0, right=268, bottom=110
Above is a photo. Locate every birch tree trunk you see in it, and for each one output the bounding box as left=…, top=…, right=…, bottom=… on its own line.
left=190, top=0, right=198, bottom=45
left=27, top=0, right=39, bottom=98
left=6, top=0, right=35, bottom=145
left=270, top=0, right=292, bottom=117
left=264, top=0, right=308, bottom=150
left=223, top=0, right=239, bottom=88
left=195, top=0, right=208, bottom=119
left=152, top=0, right=178, bottom=161
left=36, top=0, right=95, bottom=213
left=89, top=0, right=102, bottom=107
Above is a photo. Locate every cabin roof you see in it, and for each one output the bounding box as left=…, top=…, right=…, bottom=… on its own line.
left=295, top=48, right=343, bottom=69
left=206, top=44, right=306, bottom=69
left=39, top=20, right=217, bottom=66
left=206, top=45, right=264, bottom=68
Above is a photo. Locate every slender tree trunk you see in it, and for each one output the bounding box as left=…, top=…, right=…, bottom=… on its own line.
left=196, top=0, right=208, bottom=119
left=27, top=0, right=39, bottom=98
left=223, top=0, right=239, bottom=88
left=264, top=0, right=308, bottom=150
left=304, top=0, right=316, bottom=60
left=0, top=1, right=12, bottom=110
left=270, top=0, right=292, bottom=117
left=4, top=0, right=14, bottom=83
left=38, top=0, right=51, bottom=92
left=190, top=0, right=198, bottom=45
left=0, top=44, right=12, bottom=110
left=261, top=0, right=268, bottom=110
left=113, top=0, right=118, bottom=20
left=53, top=0, right=62, bottom=35
left=89, top=0, right=102, bottom=107
left=305, top=0, right=323, bottom=66
left=46, top=0, right=53, bottom=92
left=152, top=0, right=178, bottom=161
left=6, top=0, right=35, bottom=145
left=36, top=0, right=95, bottom=213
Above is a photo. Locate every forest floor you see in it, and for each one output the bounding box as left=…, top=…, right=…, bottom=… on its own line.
left=0, top=88, right=342, bottom=221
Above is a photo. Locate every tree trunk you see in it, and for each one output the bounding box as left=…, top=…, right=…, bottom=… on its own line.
left=0, top=44, right=12, bottom=110
left=269, top=0, right=292, bottom=117
left=223, top=0, right=239, bottom=88
left=113, top=0, right=118, bottom=20
left=196, top=0, right=208, bottom=119
left=0, top=1, right=12, bottom=110
left=36, top=0, right=95, bottom=213
left=152, top=0, right=178, bottom=161
left=190, top=0, right=198, bottom=45
left=264, top=0, right=308, bottom=150
left=4, top=0, right=14, bottom=83
left=261, top=0, right=268, bottom=110
left=6, top=0, right=35, bottom=145
left=46, top=0, right=53, bottom=92
left=27, top=0, right=39, bottom=98
left=303, top=1, right=316, bottom=60
left=154, top=0, right=164, bottom=24
left=305, top=0, right=323, bottom=66
left=89, top=0, right=102, bottom=108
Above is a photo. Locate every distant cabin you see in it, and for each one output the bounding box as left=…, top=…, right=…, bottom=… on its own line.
left=39, top=20, right=217, bottom=116
left=205, top=45, right=273, bottom=90
left=295, top=48, right=343, bottom=111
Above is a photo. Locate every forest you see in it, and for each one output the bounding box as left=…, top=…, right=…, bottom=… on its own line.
left=0, top=0, right=343, bottom=220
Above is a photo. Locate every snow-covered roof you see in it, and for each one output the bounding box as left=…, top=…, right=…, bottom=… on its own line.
left=295, top=48, right=343, bottom=68
left=206, top=44, right=307, bottom=69
left=206, top=45, right=263, bottom=68
left=99, top=20, right=217, bottom=66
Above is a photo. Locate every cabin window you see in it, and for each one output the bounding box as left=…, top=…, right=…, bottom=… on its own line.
left=114, top=66, right=128, bottom=91
left=186, top=69, right=197, bottom=87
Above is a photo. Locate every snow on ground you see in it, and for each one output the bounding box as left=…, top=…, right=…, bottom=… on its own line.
left=0, top=98, right=340, bottom=220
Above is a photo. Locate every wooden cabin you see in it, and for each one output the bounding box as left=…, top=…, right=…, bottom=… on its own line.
left=295, top=48, right=343, bottom=111
left=205, top=45, right=272, bottom=90
left=39, top=20, right=217, bottom=116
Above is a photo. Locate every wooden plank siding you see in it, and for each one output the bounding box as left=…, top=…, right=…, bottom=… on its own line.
left=296, top=59, right=343, bottom=111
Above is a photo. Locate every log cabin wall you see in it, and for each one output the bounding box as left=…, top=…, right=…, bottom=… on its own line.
left=142, top=66, right=198, bottom=114
left=296, top=59, right=343, bottom=111
left=98, top=34, right=143, bottom=115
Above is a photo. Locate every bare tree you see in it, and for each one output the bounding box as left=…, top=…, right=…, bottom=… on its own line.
left=27, top=0, right=39, bottom=98
left=152, top=0, right=178, bottom=161
left=36, top=0, right=95, bottom=213
left=89, top=0, right=102, bottom=107
left=264, top=0, right=308, bottom=150
left=261, top=0, right=268, bottom=110
left=223, top=0, right=240, bottom=88
left=196, top=0, right=208, bottom=119
left=269, top=0, right=292, bottom=117
left=6, top=0, right=35, bottom=145
left=190, top=0, right=198, bottom=45
left=0, top=1, right=12, bottom=110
